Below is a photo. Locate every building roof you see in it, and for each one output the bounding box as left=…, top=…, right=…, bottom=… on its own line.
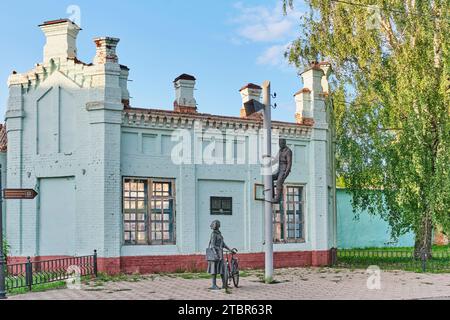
left=239, top=83, right=262, bottom=92
left=174, top=74, right=196, bottom=82
left=67, top=57, right=93, bottom=67
left=294, top=88, right=312, bottom=96
left=39, top=19, right=81, bottom=29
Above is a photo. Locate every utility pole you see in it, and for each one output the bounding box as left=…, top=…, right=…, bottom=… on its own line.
left=262, top=81, right=274, bottom=283
left=243, top=80, right=274, bottom=283
left=0, top=169, right=6, bottom=299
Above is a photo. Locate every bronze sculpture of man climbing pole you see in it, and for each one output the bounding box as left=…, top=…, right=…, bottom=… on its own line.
left=272, top=139, right=293, bottom=204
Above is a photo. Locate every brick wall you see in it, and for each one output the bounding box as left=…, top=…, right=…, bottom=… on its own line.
left=9, top=250, right=333, bottom=275
left=118, top=250, right=333, bottom=274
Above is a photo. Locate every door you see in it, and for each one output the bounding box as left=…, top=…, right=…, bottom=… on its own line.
left=39, top=177, right=76, bottom=256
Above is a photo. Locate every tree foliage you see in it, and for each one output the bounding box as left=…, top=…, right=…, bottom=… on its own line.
left=284, top=0, right=450, bottom=254
left=2, top=237, right=8, bottom=259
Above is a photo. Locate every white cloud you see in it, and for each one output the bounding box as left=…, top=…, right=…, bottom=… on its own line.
left=257, top=43, right=290, bottom=67
left=230, top=1, right=303, bottom=69
left=231, top=1, right=304, bottom=43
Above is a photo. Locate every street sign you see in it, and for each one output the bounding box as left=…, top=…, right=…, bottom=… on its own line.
left=244, top=99, right=266, bottom=117
left=3, top=189, right=38, bottom=200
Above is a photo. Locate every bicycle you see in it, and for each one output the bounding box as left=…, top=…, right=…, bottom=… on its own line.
left=223, top=248, right=239, bottom=288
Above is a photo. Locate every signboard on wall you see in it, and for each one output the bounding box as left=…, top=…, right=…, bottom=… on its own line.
left=3, top=189, right=38, bottom=200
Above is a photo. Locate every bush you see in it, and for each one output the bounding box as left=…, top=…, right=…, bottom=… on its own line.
left=2, top=237, right=9, bottom=260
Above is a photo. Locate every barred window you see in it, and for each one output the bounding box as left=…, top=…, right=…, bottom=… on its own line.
left=274, top=185, right=305, bottom=243
left=123, top=178, right=176, bottom=245
left=210, top=197, right=233, bottom=215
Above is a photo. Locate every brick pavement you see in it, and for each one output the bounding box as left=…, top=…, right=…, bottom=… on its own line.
left=7, top=268, right=450, bottom=300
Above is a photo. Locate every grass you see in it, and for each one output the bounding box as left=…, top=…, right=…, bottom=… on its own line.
left=95, top=272, right=145, bottom=282
left=178, top=272, right=211, bottom=280
left=4, top=268, right=254, bottom=296
left=7, top=281, right=67, bottom=296
left=239, top=270, right=252, bottom=278
left=6, top=274, right=96, bottom=296
left=157, top=269, right=253, bottom=281
left=86, top=272, right=147, bottom=287
left=5, top=272, right=123, bottom=296
left=343, top=245, right=450, bottom=252
left=335, top=246, right=450, bottom=273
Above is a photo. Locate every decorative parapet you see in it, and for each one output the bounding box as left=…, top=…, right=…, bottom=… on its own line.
left=7, top=57, right=96, bottom=90
left=122, top=108, right=313, bottom=139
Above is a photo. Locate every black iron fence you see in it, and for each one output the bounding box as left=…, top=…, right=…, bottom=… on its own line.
left=5, top=250, right=97, bottom=292
left=331, top=248, right=450, bottom=273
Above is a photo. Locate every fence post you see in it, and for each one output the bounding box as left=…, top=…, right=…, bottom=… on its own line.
left=0, top=253, right=6, bottom=299
left=330, top=248, right=338, bottom=266
left=93, top=250, right=98, bottom=277
left=25, top=257, right=32, bottom=291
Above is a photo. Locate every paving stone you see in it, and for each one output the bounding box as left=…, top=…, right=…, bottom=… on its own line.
left=7, top=268, right=450, bottom=300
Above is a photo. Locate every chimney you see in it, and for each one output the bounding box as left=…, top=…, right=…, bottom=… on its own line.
left=319, top=62, right=332, bottom=95
left=93, top=37, right=120, bottom=65
left=173, top=74, right=197, bottom=114
left=239, top=83, right=262, bottom=118
left=294, top=88, right=313, bottom=125
left=120, top=65, right=131, bottom=107
left=39, top=19, right=81, bottom=63
left=294, top=61, right=331, bottom=125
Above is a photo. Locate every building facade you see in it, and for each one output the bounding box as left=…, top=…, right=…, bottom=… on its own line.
left=3, top=20, right=336, bottom=274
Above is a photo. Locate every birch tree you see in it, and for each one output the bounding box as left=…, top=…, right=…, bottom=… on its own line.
left=283, top=0, right=450, bottom=256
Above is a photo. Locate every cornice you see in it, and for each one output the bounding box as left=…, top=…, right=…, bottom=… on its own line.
left=122, top=108, right=312, bottom=138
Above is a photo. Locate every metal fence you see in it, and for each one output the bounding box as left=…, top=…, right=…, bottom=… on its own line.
left=331, top=248, right=450, bottom=273
left=5, top=250, right=97, bottom=291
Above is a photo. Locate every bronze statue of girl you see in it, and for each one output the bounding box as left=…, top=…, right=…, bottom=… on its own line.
left=207, top=220, right=235, bottom=290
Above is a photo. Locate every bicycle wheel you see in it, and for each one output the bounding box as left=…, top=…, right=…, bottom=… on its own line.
left=231, top=259, right=240, bottom=288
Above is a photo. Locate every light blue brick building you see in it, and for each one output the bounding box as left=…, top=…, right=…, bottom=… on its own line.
left=2, top=19, right=337, bottom=274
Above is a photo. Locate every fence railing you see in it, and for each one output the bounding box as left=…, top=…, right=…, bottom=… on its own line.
left=331, top=248, right=450, bottom=273
left=5, top=250, right=97, bottom=292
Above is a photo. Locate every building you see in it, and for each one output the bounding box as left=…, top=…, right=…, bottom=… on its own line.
left=2, top=19, right=336, bottom=274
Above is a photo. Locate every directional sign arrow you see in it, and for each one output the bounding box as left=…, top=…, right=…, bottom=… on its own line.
left=3, top=189, right=38, bottom=200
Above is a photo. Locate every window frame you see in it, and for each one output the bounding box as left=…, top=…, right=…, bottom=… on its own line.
left=122, top=177, right=176, bottom=246
left=122, top=178, right=148, bottom=245
left=274, top=184, right=306, bottom=244
left=210, top=197, right=233, bottom=216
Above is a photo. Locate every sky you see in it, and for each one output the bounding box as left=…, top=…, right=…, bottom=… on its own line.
left=0, top=0, right=309, bottom=123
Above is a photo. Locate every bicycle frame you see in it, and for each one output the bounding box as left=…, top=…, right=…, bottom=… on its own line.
left=225, top=250, right=235, bottom=266
left=224, top=248, right=239, bottom=288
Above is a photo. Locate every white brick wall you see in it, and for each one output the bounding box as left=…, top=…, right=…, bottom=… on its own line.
left=4, top=22, right=336, bottom=258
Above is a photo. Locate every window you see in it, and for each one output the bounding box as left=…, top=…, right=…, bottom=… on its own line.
left=123, top=179, right=147, bottom=245
left=123, top=178, right=176, bottom=245
left=150, top=181, right=176, bottom=245
left=274, top=186, right=305, bottom=243
left=210, top=197, right=233, bottom=215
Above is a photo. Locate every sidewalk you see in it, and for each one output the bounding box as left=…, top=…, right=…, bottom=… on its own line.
left=8, top=268, right=450, bottom=300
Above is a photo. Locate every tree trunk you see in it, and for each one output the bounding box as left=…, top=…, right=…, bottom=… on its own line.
left=414, top=215, right=433, bottom=259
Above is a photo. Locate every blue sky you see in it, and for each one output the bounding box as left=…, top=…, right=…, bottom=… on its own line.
left=0, top=0, right=308, bottom=122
